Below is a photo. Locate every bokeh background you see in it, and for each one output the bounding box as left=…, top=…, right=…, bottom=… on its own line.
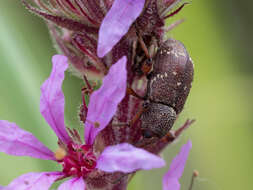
left=0, top=1, right=253, bottom=189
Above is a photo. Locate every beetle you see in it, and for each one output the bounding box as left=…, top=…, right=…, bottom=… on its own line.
left=138, top=38, right=194, bottom=138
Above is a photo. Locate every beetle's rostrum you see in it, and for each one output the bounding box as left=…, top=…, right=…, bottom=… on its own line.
left=140, top=38, right=194, bottom=138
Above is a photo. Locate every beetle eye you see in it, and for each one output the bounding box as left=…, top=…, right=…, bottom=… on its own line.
left=142, top=130, right=153, bottom=138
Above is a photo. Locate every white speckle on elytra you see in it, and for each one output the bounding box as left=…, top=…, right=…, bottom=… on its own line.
left=184, top=86, right=187, bottom=90
left=177, top=82, right=182, bottom=86
left=174, top=53, right=179, bottom=58
left=173, top=71, right=177, bottom=76
left=189, top=57, right=194, bottom=63
left=165, top=72, right=168, bottom=77
left=178, top=52, right=186, bottom=57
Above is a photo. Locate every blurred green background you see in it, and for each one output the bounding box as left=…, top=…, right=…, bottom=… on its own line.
left=0, top=1, right=253, bottom=189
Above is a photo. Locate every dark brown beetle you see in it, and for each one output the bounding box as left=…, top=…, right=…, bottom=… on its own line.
left=140, top=38, right=194, bottom=138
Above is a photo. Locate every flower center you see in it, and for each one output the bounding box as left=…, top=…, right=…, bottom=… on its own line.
left=58, top=143, right=97, bottom=177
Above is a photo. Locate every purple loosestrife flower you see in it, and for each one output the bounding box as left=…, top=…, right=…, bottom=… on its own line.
left=163, top=141, right=192, bottom=190
left=0, top=55, right=166, bottom=190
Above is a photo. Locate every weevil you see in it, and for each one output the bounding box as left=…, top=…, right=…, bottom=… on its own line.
left=134, top=38, right=194, bottom=138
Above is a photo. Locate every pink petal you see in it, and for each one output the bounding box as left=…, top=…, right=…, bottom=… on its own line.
left=4, top=172, right=63, bottom=190
left=58, top=177, right=85, bottom=190
left=85, top=56, right=127, bottom=145
left=97, top=0, right=145, bottom=57
left=0, top=120, right=55, bottom=160
left=40, top=55, right=71, bottom=144
left=163, top=140, right=192, bottom=190
left=96, top=143, right=166, bottom=173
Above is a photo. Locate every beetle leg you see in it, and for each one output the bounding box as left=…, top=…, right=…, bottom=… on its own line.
left=161, top=131, right=176, bottom=143
left=129, top=106, right=146, bottom=126
left=141, top=58, right=153, bottom=75
left=112, top=106, right=146, bottom=128
left=127, top=87, right=145, bottom=100
left=136, top=31, right=151, bottom=59
left=136, top=32, right=154, bottom=75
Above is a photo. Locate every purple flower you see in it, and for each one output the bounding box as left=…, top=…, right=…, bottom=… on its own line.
left=163, top=141, right=192, bottom=190
left=84, top=56, right=128, bottom=145
left=97, top=0, right=145, bottom=57
left=0, top=55, right=165, bottom=189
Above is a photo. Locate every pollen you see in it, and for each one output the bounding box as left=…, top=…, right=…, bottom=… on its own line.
left=193, top=170, right=199, bottom=177
left=94, top=121, right=100, bottom=128
left=54, top=147, right=67, bottom=160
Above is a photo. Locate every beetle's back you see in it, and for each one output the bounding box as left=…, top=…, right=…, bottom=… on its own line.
left=147, top=38, right=194, bottom=113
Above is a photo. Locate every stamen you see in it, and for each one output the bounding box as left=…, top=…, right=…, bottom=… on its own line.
left=61, top=143, right=97, bottom=177
left=54, top=147, right=67, bottom=160
left=188, top=170, right=199, bottom=190
left=94, top=121, right=100, bottom=128
left=85, top=119, right=100, bottom=128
